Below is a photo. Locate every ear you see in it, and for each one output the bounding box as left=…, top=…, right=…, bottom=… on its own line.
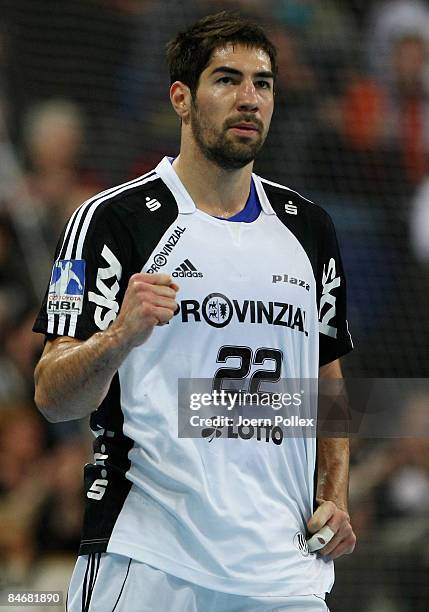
left=170, top=81, right=192, bottom=124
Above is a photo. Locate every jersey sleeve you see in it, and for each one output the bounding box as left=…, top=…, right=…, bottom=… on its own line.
left=33, top=203, right=132, bottom=340
left=317, top=212, right=353, bottom=366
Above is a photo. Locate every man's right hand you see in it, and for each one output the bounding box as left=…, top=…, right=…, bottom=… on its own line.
left=112, top=273, right=179, bottom=348
left=34, top=272, right=179, bottom=422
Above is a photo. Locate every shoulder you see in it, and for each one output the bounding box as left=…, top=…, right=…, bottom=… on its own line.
left=256, top=174, right=334, bottom=231
left=78, top=169, right=177, bottom=223
left=65, top=168, right=181, bottom=244
left=56, top=168, right=180, bottom=259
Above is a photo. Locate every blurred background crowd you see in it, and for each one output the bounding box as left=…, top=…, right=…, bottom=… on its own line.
left=0, top=1, right=428, bottom=610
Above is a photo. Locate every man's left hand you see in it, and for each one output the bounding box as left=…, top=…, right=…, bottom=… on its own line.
left=307, top=500, right=356, bottom=560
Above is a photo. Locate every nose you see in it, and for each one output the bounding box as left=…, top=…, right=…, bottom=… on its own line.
left=236, top=79, right=258, bottom=112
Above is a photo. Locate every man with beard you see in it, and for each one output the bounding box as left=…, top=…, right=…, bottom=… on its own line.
left=33, top=11, right=355, bottom=611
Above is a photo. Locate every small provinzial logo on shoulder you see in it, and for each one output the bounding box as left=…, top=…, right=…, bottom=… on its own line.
left=145, top=196, right=161, bottom=212
left=293, top=531, right=310, bottom=557
left=147, top=226, right=186, bottom=273
left=47, top=259, right=85, bottom=315
left=284, top=200, right=297, bottom=215
left=173, top=259, right=203, bottom=278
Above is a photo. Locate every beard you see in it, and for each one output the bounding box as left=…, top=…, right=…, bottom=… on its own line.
left=190, top=101, right=267, bottom=170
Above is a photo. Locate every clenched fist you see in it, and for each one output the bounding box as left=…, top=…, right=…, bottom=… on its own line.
left=112, top=273, right=179, bottom=348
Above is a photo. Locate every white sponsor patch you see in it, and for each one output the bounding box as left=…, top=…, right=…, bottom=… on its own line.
left=47, top=259, right=85, bottom=315
left=88, top=245, right=122, bottom=330
left=319, top=257, right=340, bottom=338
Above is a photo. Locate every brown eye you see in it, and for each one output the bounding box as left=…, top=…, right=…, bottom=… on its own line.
left=218, top=76, right=233, bottom=84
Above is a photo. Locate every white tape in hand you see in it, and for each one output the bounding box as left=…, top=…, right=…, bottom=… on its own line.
left=307, top=525, right=335, bottom=553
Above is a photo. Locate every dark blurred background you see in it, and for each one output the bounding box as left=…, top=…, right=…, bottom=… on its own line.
left=0, top=1, right=428, bottom=610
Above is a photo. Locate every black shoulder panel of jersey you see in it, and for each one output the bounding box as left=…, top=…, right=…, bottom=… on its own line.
left=102, top=175, right=180, bottom=268
left=260, top=178, right=353, bottom=366
left=33, top=173, right=180, bottom=340
left=259, top=179, right=330, bottom=277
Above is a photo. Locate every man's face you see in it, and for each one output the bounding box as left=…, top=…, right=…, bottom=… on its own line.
left=189, top=43, right=274, bottom=170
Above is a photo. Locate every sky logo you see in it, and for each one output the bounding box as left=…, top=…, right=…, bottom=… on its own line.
left=47, top=259, right=85, bottom=315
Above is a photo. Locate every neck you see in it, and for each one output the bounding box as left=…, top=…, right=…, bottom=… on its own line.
left=172, top=143, right=253, bottom=218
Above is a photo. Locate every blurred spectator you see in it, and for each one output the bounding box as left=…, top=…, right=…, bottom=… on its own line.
left=0, top=214, right=33, bottom=339
left=0, top=403, right=89, bottom=588
left=4, top=0, right=132, bottom=176
left=411, top=174, right=429, bottom=261
left=0, top=403, right=50, bottom=585
left=0, top=25, right=35, bottom=386
left=349, top=393, right=429, bottom=521
left=0, top=100, right=103, bottom=402
left=307, top=78, right=405, bottom=203
left=310, top=32, right=429, bottom=206
left=387, top=34, right=429, bottom=186
left=33, top=439, right=87, bottom=557
left=338, top=395, right=429, bottom=612
left=366, top=0, right=429, bottom=83
left=2, top=309, right=44, bottom=399
left=0, top=403, right=47, bottom=495
left=273, top=0, right=357, bottom=51
left=273, top=0, right=358, bottom=93
left=0, top=212, right=32, bottom=399
left=301, top=25, right=429, bottom=372
left=373, top=394, right=429, bottom=522
left=20, top=99, right=103, bottom=247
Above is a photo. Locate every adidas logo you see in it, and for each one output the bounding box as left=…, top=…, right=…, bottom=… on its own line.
left=172, top=259, right=203, bottom=278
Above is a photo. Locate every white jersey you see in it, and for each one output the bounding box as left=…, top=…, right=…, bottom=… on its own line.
left=34, top=157, right=353, bottom=597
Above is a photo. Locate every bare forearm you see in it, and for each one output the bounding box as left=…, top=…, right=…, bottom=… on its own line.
left=34, top=273, right=178, bottom=422
left=34, top=327, right=130, bottom=422
left=309, top=360, right=355, bottom=558
left=317, top=359, right=350, bottom=511
left=316, top=437, right=350, bottom=512
left=309, top=436, right=356, bottom=559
